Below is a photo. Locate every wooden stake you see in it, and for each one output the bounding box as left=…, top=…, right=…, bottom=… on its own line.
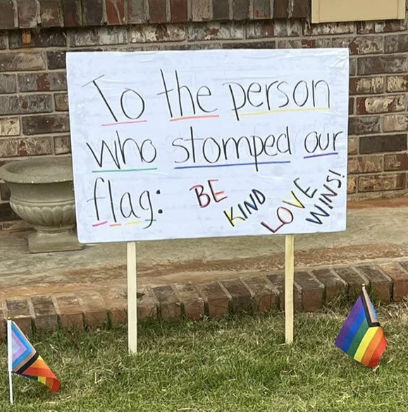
left=127, top=242, right=138, bottom=354
left=285, top=235, right=295, bottom=344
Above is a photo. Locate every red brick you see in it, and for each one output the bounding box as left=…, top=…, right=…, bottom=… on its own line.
left=221, top=278, right=253, bottom=314
left=232, top=0, right=249, bottom=20
left=174, top=283, right=204, bottom=320
left=349, top=97, right=354, bottom=115
left=274, top=0, right=289, bottom=17
left=152, top=285, right=181, bottom=321
left=31, top=295, right=58, bottom=332
left=0, top=1, right=16, bottom=30
left=18, top=72, right=66, bottom=92
left=100, top=286, right=127, bottom=324
left=334, top=267, right=367, bottom=299
left=384, top=153, right=408, bottom=171
left=17, top=0, right=38, bottom=28
left=291, top=0, right=309, bottom=18
left=70, top=27, right=127, bottom=47
left=387, top=75, right=408, bottom=92
left=312, top=268, right=347, bottom=304
left=274, top=20, right=301, bottom=37
left=357, top=95, right=405, bottom=115
left=62, top=0, right=82, bottom=27
left=379, top=262, right=408, bottom=302
left=47, top=51, right=66, bottom=69
left=359, top=174, right=406, bottom=192
left=242, top=276, right=279, bottom=313
left=54, top=93, right=69, bottom=111
left=0, top=52, right=46, bottom=72
left=350, top=77, right=385, bottom=95
left=170, top=0, right=188, bottom=22
left=246, top=21, right=274, bottom=39
left=54, top=293, right=84, bottom=330
left=22, top=114, right=69, bottom=135
left=106, top=0, right=126, bottom=25
left=128, top=0, right=147, bottom=24
left=39, top=0, right=62, bottom=27
left=0, top=95, right=52, bottom=115
left=9, top=29, right=66, bottom=49
left=348, top=176, right=357, bottom=194
left=348, top=156, right=383, bottom=174
left=385, top=34, right=408, bottom=53
left=349, top=116, right=380, bottom=135
left=197, top=281, right=230, bottom=319
left=137, top=288, right=158, bottom=320
left=304, top=22, right=354, bottom=36
left=375, top=21, right=407, bottom=33
left=18, top=136, right=53, bottom=156
left=295, top=271, right=324, bottom=312
left=356, top=266, right=392, bottom=303
left=333, top=36, right=383, bottom=55
left=253, top=0, right=270, bottom=19
left=383, top=114, right=408, bottom=132
left=0, top=74, right=17, bottom=94
left=212, top=0, right=229, bottom=20
left=360, top=134, right=407, bottom=154
left=82, top=0, right=104, bottom=26
left=149, top=0, right=167, bottom=23
left=278, top=38, right=331, bottom=49
left=267, top=272, right=301, bottom=312
left=358, top=56, right=407, bottom=75
left=191, top=0, right=211, bottom=21
left=78, top=291, right=108, bottom=330
left=54, top=135, right=71, bottom=154
left=6, top=298, right=33, bottom=336
left=348, top=137, right=358, bottom=155
left=222, top=41, right=276, bottom=49
left=189, top=22, right=244, bottom=41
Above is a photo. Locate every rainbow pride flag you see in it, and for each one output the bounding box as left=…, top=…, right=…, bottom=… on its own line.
left=8, top=320, right=60, bottom=394
left=335, top=286, right=387, bottom=369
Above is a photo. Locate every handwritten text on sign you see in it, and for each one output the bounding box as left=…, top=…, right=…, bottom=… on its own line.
left=66, top=49, right=349, bottom=244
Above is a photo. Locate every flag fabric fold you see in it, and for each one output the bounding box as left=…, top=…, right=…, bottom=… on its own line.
left=335, top=286, right=387, bottom=369
left=9, top=320, right=60, bottom=393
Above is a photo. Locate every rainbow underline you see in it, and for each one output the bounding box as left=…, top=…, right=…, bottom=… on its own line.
left=102, top=120, right=147, bottom=127
left=174, top=161, right=291, bottom=170
left=304, top=152, right=338, bottom=159
left=92, top=168, right=158, bottom=173
left=239, top=107, right=331, bottom=117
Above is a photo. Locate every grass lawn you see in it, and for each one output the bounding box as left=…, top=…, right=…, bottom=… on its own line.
left=1, top=304, right=408, bottom=412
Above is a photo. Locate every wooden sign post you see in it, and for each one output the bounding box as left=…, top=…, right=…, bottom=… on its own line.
left=285, top=235, right=295, bottom=344
left=127, top=242, right=138, bottom=354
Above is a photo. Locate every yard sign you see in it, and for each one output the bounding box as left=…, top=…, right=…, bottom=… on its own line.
left=67, top=49, right=349, bottom=351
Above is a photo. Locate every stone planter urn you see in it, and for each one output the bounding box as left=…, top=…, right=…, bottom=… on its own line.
left=0, top=156, right=83, bottom=253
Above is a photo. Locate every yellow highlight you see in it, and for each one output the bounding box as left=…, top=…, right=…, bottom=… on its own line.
left=38, top=376, right=47, bottom=385
left=126, top=221, right=141, bottom=226
left=354, top=327, right=379, bottom=362
left=239, top=107, right=331, bottom=117
left=282, top=191, right=305, bottom=209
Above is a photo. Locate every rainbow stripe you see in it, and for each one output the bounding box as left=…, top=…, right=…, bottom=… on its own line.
left=10, top=321, right=60, bottom=393
left=335, top=287, right=387, bottom=369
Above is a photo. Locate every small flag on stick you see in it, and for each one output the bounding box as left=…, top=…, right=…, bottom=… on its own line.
left=335, top=285, right=387, bottom=369
left=7, top=320, right=60, bottom=404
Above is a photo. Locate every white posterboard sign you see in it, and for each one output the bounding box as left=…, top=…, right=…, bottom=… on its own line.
left=67, top=49, right=349, bottom=244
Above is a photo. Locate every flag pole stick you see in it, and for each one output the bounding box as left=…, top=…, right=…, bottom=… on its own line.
left=285, top=235, right=295, bottom=344
left=7, top=319, right=14, bottom=405
left=127, top=242, right=138, bottom=355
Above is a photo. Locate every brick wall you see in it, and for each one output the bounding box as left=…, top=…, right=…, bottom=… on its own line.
left=0, top=0, right=408, bottom=228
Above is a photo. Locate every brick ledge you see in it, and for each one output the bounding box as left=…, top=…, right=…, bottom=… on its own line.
left=1, top=259, right=408, bottom=341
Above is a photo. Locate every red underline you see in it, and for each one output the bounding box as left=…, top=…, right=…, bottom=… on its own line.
left=92, top=221, right=108, bottom=227
left=102, top=120, right=147, bottom=127
left=170, top=115, right=220, bottom=122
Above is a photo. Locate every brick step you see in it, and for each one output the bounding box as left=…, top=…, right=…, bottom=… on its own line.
left=1, top=259, right=408, bottom=341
